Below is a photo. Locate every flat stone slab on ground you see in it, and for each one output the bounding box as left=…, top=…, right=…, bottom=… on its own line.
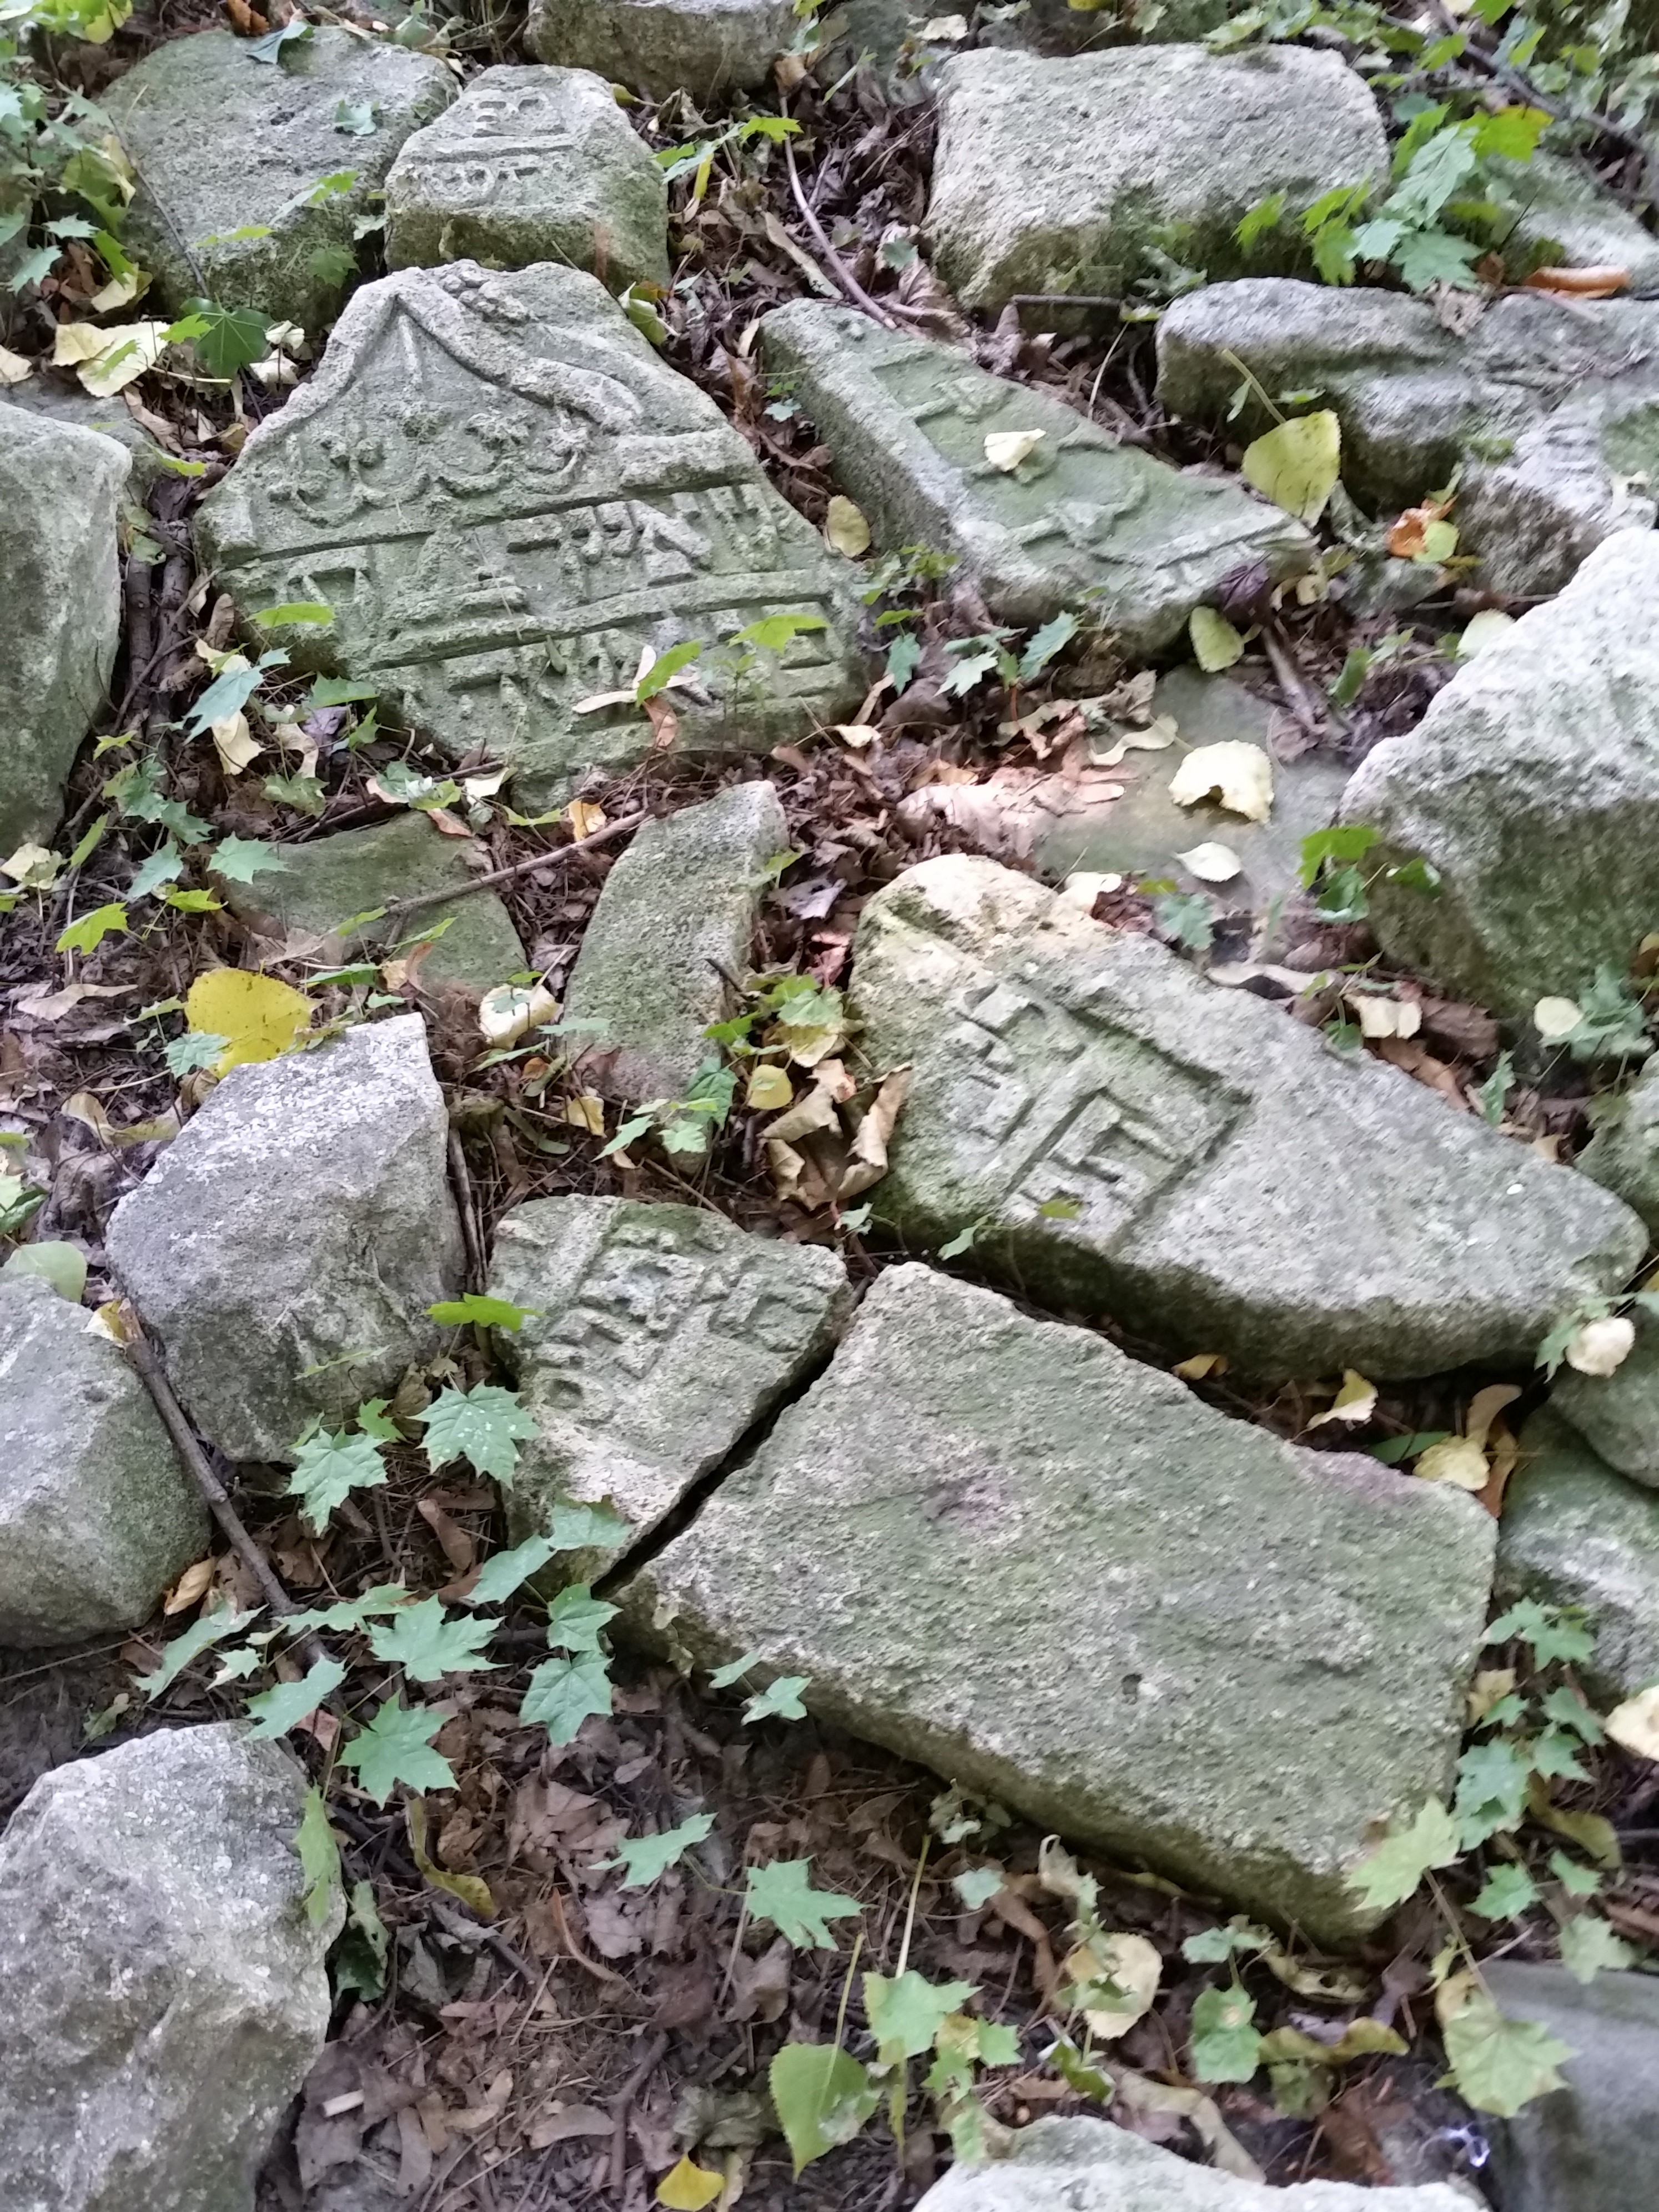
left=1578, top=1058, right=1659, bottom=1230
left=198, top=262, right=863, bottom=808
left=1158, top=281, right=1659, bottom=596
left=915, top=2118, right=1472, bottom=2210
left=627, top=1264, right=1494, bottom=1945
left=214, top=811, right=524, bottom=992
left=526, top=0, right=796, bottom=100
left=1, top=409, right=127, bottom=854
left=562, top=781, right=786, bottom=1102
left=103, top=28, right=455, bottom=329
left=0, top=1724, right=335, bottom=2212
left=926, top=47, right=1386, bottom=314
left=1497, top=1409, right=1659, bottom=1706
left=0, top=1273, right=206, bottom=1649
left=490, top=1195, right=851, bottom=1578
left=3, top=376, right=170, bottom=487
left=1343, top=530, right=1659, bottom=1015
left=107, top=1013, right=463, bottom=1462
left=759, top=302, right=1311, bottom=650
left=385, top=65, right=668, bottom=292
left=1482, top=1963, right=1659, bottom=2212
left=849, top=857, right=1642, bottom=1380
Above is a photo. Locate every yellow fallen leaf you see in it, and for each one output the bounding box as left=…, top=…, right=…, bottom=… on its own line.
left=1414, top=1435, right=1490, bottom=1490
left=1566, top=1314, right=1635, bottom=1376
left=1241, top=408, right=1340, bottom=524
left=1467, top=1668, right=1515, bottom=1722
left=164, top=1556, right=217, bottom=1615
left=2, top=841, right=61, bottom=888
left=1189, top=605, right=1244, bottom=672
left=1177, top=842, right=1242, bottom=883
left=746, top=1063, right=793, bottom=1112
left=565, top=1093, right=606, bottom=1135
left=1606, top=1684, right=1659, bottom=1762
left=185, top=968, right=312, bottom=1074
left=1059, top=870, right=1122, bottom=908
left=832, top=722, right=880, bottom=748
left=0, top=344, right=32, bottom=386
left=1534, top=996, right=1581, bottom=1041
left=1458, top=608, right=1516, bottom=660
left=984, top=428, right=1045, bottom=472
left=920, top=10, right=968, bottom=32
left=211, top=710, right=263, bottom=776
left=1309, top=1370, right=1378, bottom=1428
left=479, top=981, right=558, bottom=1047
left=1168, top=741, right=1274, bottom=824
left=1174, top=1351, right=1227, bottom=1379
left=566, top=798, right=607, bottom=839
left=407, top=1798, right=495, bottom=1919
left=1466, top=1383, right=1522, bottom=1449
left=825, top=494, right=870, bottom=557
left=657, top=2154, right=723, bottom=2210
left=1067, top=1931, right=1161, bottom=2039
left=89, top=267, right=149, bottom=313
left=1346, top=992, right=1421, bottom=1040
left=52, top=319, right=169, bottom=397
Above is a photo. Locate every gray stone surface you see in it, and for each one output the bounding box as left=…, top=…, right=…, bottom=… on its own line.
left=0, top=1724, right=335, bottom=2212
left=1341, top=530, right=1659, bottom=1016
left=0, top=1274, right=206, bottom=1649
left=628, top=1263, right=1495, bottom=1945
left=848, top=857, right=1643, bottom=1380
left=2, top=376, right=170, bottom=488
left=385, top=66, right=668, bottom=293
left=213, top=811, right=525, bottom=992
left=526, top=0, right=796, bottom=101
left=758, top=301, right=1313, bottom=650
left=1497, top=1409, right=1659, bottom=1706
left=562, top=781, right=786, bottom=1102
left=197, top=262, right=864, bottom=808
left=106, top=1013, right=463, bottom=1462
left=490, top=1195, right=851, bottom=1577
left=1552, top=1315, right=1659, bottom=1488
left=926, top=47, right=1387, bottom=314
left=1482, top=1962, right=1659, bottom=2212
left=1578, top=1060, right=1659, bottom=1230
left=1, top=409, right=127, bottom=854
left=1499, top=152, right=1659, bottom=297
left=103, top=28, right=455, bottom=329
left=915, top=2118, right=1471, bottom=2211
left=1158, top=280, right=1659, bottom=596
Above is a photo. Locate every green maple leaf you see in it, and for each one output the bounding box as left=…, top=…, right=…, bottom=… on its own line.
left=465, top=1534, right=555, bottom=1606
left=610, top=1812, right=717, bottom=1888
left=428, top=1291, right=535, bottom=1330
left=745, top=1858, right=862, bottom=1949
left=549, top=1496, right=633, bottom=1552
left=281, top=1582, right=409, bottom=1635
left=770, top=2043, right=879, bottom=2177
left=863, top=1970, right=976, bottom=2063
left=419, top=1382, right=538, bottom=1479
left=1439, top=1979, right=1572, bottom=2115
left=545, top=1584, right=618, bottom=1655
left=339, top=1697, right=455, bottom=1804
left=1346, top=1797, right=1460, bottom=1912
left=1189, top=1984, right=1261, bottom=2083
left=1391, top=226, right=1482, bottom=291
left=1470, top=1863, right=1539, bottom=1921
left=1557, top=1913, right=1636, bottom=1984
left=295, top=1785, right=344, bottom=1930
left=744, top=1675, right=810, bottom=1723
left=56, top=902, right=128, bottom=956
left=137, top=1604, right=260, bottom=1696
left=520, top=1650, right=612, bottom=1744
left=1486, top=1598, right=1595, bottom=1668
left=1454, top=1738, right=1531, bottom=1849
left=211, top=836, right=283, bottom=883
left=129, top=842, right=184, bottom=898
left=244, top=1655, right=346, bottom=1738
left=366, top=1595, right=499, bottom=1682
left=286, top=1426, right=388, bottom=1532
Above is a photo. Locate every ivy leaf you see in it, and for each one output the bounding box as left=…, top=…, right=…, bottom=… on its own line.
left=745, top=1858, right=862, bottom=1949
left=419, top=1382, right=538, bottom=1479
left=1436, top=1973, right=1572, bottom=2116
left=1454, top=1737, right=1532, bottom=1849
left=244, top=1655, right=346, bottom=1738
left=210, top=836, right=282, bottom=883
left=1017, top=611, right=1079, bottom=682
left=1530, top=1725, right=1592, bottom=1784
left=1346, top=1797, right=1460, bottom=1912
left=1550, top=1849, right=1603, bottom=1898
left=1486, top=1598, right=1595, bottom=1667
left=768, top=2043, right=879, bottom=2176
left=550, top=1497, right=634, bottom=1553
left=338, top=1697, right=455, bottom=1804
left=366, top=1595, right=499, bottom=1682
left=707, top=1648, right=763, bottom=1688
left=296, top=1784, right=344, bottom=1929
left=465, top=1534, right=556, bottom=1606
left=1557, top=1913, right=1637, bottom=1984
left=1470, top=1862, right=1539, bottom=1920
left=520, top=1650, right=612, bottom=1743
left=1391, top=227, right=1482, bottom=293
left=1541, top=1685, right=1604, bottom=1745
left=280, top=1582, right=410, bottom=1635
left=743, top=1675, right=809, bottom=1723
left=1189, top=1984, right=1262, bottom=2082
left=863, top=1970, right=977, bottom=2063
left=545, top=1584, right=618, bottom=1654
left=286, top=1426, right=388, bottom=1534
left=164, top=1030, right=227, bottom=1077
left=609, top=1811, right=717, bottom=1888
left=136, top=1604, right=260, bottom=1695
left=1180, top=1918, right=1272, bottom=1963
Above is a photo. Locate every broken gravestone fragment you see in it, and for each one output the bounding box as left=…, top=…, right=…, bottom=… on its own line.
left=0, top=1273, right=206, bottom=1648
left=106, top=1013, right=463, bottom=1462
left=197, top=262, right=863, bottom=808
left=213, top=812, right=525, bottom=992
left=526, top=0, right=795, bottom=102
left=627, top=1263, right=1495, bottom=1945
left=758, top=301, right=1312, bottom=651
left=1, top=409, right=127, bottom=854
left=914, top=2117, right=1471, bottom=2211
left=102, top=28, right=455, bottom=330
left=1157, top=280, right=1659, bottom=596
left=925, top=47, right=1387, bottom=315
left=1578, top=1057, right=1659, bottom=1230
left=1551, top=1314, right=1659, bottom=1488
left=489, top=1195, right=851, bottom=1578
left=385, top=65, right=669, bottom=293
left=561, top=781, right=786, bottom=1104
left=0, top=1725, right=336, bottom=2212
left=3, top=376, right=171, bottom=489
left=848, top=857, right=1643, bottom=1380
left=1341, top=530, right=1659, bottom=1014
left=1481, top=1962, right=1659, bottom=2212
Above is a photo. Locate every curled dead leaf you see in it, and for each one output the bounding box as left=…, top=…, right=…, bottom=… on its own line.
left=1565, top=1314, right=1636, bottom=1377
left=1414, top=1435, right=1490, bottom=1490
left=1606, top=1684, right=1659, bottom=1761
left=1308, top=1370, right=1378, bottom=1429
left=984, top=428, right=1045, bottom=472
left=1177, top=842, right=1242, bottom=883
left=1524, top=263, right=1629, bottom=297
left=478, top=981, right=558, bottom=1047
left=1167, top=741, right=1273, bottom=824
left=1065, top=1931, right=1161, bottom=2038
left=163, top=1555, right=217, bottom=1615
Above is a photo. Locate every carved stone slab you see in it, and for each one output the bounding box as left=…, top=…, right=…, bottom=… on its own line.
left=760, top=302, right=1311, bottom=648
left=849, top=857, right=1644, bottom=1380
left=626, top=1263, right=1496, bottom=1944
left=489, top=1196, right=852, bottom=1580
left=198, top=263, right=864, bottom=806
left=385, top=66, right=668, bottom=294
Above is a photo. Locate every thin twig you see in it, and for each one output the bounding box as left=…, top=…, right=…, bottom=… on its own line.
left=374, top=810, right=645, bottom=932
left=447, top=1129, right=486, bottom=1295
left=780, top=122, right=900, bottom=330
left=607, top=2030, right=670, bottom=2194
left=1260, top=616, right=1334, bottom=742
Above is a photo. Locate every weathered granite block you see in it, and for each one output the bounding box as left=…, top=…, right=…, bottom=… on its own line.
left=102, top=29, right=455, bottom=329
left=213, top=812, right=524, bottom=992
left=1499, top=152, right=1659, bottom=298
left=197, top=262, right=864, bottom=808
left=0, top=1274, right=207, bottom=1649
left=1551, top=1315, right=1659, bottom=1487
left=1343, top=531, right=1659, bottom=1014
left=3, top=378, right=170, bottom=489
left=1497, top=1410, right=1659, bottom=1706
left=526, top=0, right=796, bottom=102
left=1579, top=1060, right=1659, bottom=1230
left=627, top=1264, right=1495, bottom=1944
left=926, top=47, right=1387, bottom=314
left=562, top=781, right=786, bottom=1102
left=106, top=1014, right=463, bottom=1462
left=1158, top=281, right=1659, bottom=596
left=490, top=1195, right=851, bottom=1577
left=385, top=66, right=668, bottom=293
left=1, top=410, right=127, bottom=853
left=848, top=857, right=1643, bottom=1380
left=1482, top=1963, right=1659, bottom=2212
left=758, top=302, right=1311, bottom=648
